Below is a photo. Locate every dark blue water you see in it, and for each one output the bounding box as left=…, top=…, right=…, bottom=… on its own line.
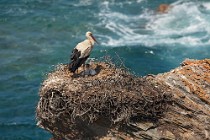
left=0, top=0, right=210, bottom=139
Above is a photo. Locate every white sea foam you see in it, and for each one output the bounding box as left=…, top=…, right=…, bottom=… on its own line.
left=72, top=0, right=93, bottom=7
left=97, top=0, right=210, bottom=47
left=137, top=0, right=143, bottom=3
left=203, top=2, right=210, bottom=10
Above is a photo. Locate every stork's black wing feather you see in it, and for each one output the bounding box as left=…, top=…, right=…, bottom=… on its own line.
left=69, top=49, right=90, bottom=73
left=71, top=49, right=80, bottom=60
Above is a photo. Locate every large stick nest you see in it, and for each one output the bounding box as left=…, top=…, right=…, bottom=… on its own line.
left=36, top=62, right=172, bottom=139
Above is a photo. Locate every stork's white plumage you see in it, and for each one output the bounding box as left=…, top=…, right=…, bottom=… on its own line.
left=68, top=31, right=98, bottom=73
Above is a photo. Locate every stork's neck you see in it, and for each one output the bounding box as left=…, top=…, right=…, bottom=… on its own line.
left=87, top=38, right=95, bottom=46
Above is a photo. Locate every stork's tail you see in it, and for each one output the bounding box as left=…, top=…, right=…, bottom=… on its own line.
left=68, top=59, right=80, bottom=73
left=68, top=49, right=81, bottom=73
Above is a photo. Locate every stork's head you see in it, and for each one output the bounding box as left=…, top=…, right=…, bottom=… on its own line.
left=86, top=31, right=98, bottom=44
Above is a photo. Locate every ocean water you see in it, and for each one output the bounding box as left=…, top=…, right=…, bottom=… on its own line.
left=0, top=0, right=210, bottom=139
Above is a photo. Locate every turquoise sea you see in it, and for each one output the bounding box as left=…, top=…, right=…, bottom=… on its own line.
left=0, top=0, right=210, bottom=139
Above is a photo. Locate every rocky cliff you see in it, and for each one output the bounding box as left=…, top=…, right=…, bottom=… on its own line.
left=36, top=59, right=210, bottom=140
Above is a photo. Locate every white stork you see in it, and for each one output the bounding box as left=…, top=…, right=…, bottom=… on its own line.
left=68, top=31, right=98, bottom=73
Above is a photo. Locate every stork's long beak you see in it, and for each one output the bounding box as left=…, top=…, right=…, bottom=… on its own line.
left=91, top=34, right=99, bottom=44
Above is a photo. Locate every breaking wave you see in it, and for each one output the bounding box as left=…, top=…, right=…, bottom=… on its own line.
left=97, top=0, right=210, bottom=47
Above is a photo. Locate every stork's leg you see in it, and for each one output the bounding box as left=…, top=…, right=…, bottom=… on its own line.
left=76, top=69, right=78, bottom=75
left=83, top=63, right=86, bottom=77
left=72, top=69, right=78, bottom=78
